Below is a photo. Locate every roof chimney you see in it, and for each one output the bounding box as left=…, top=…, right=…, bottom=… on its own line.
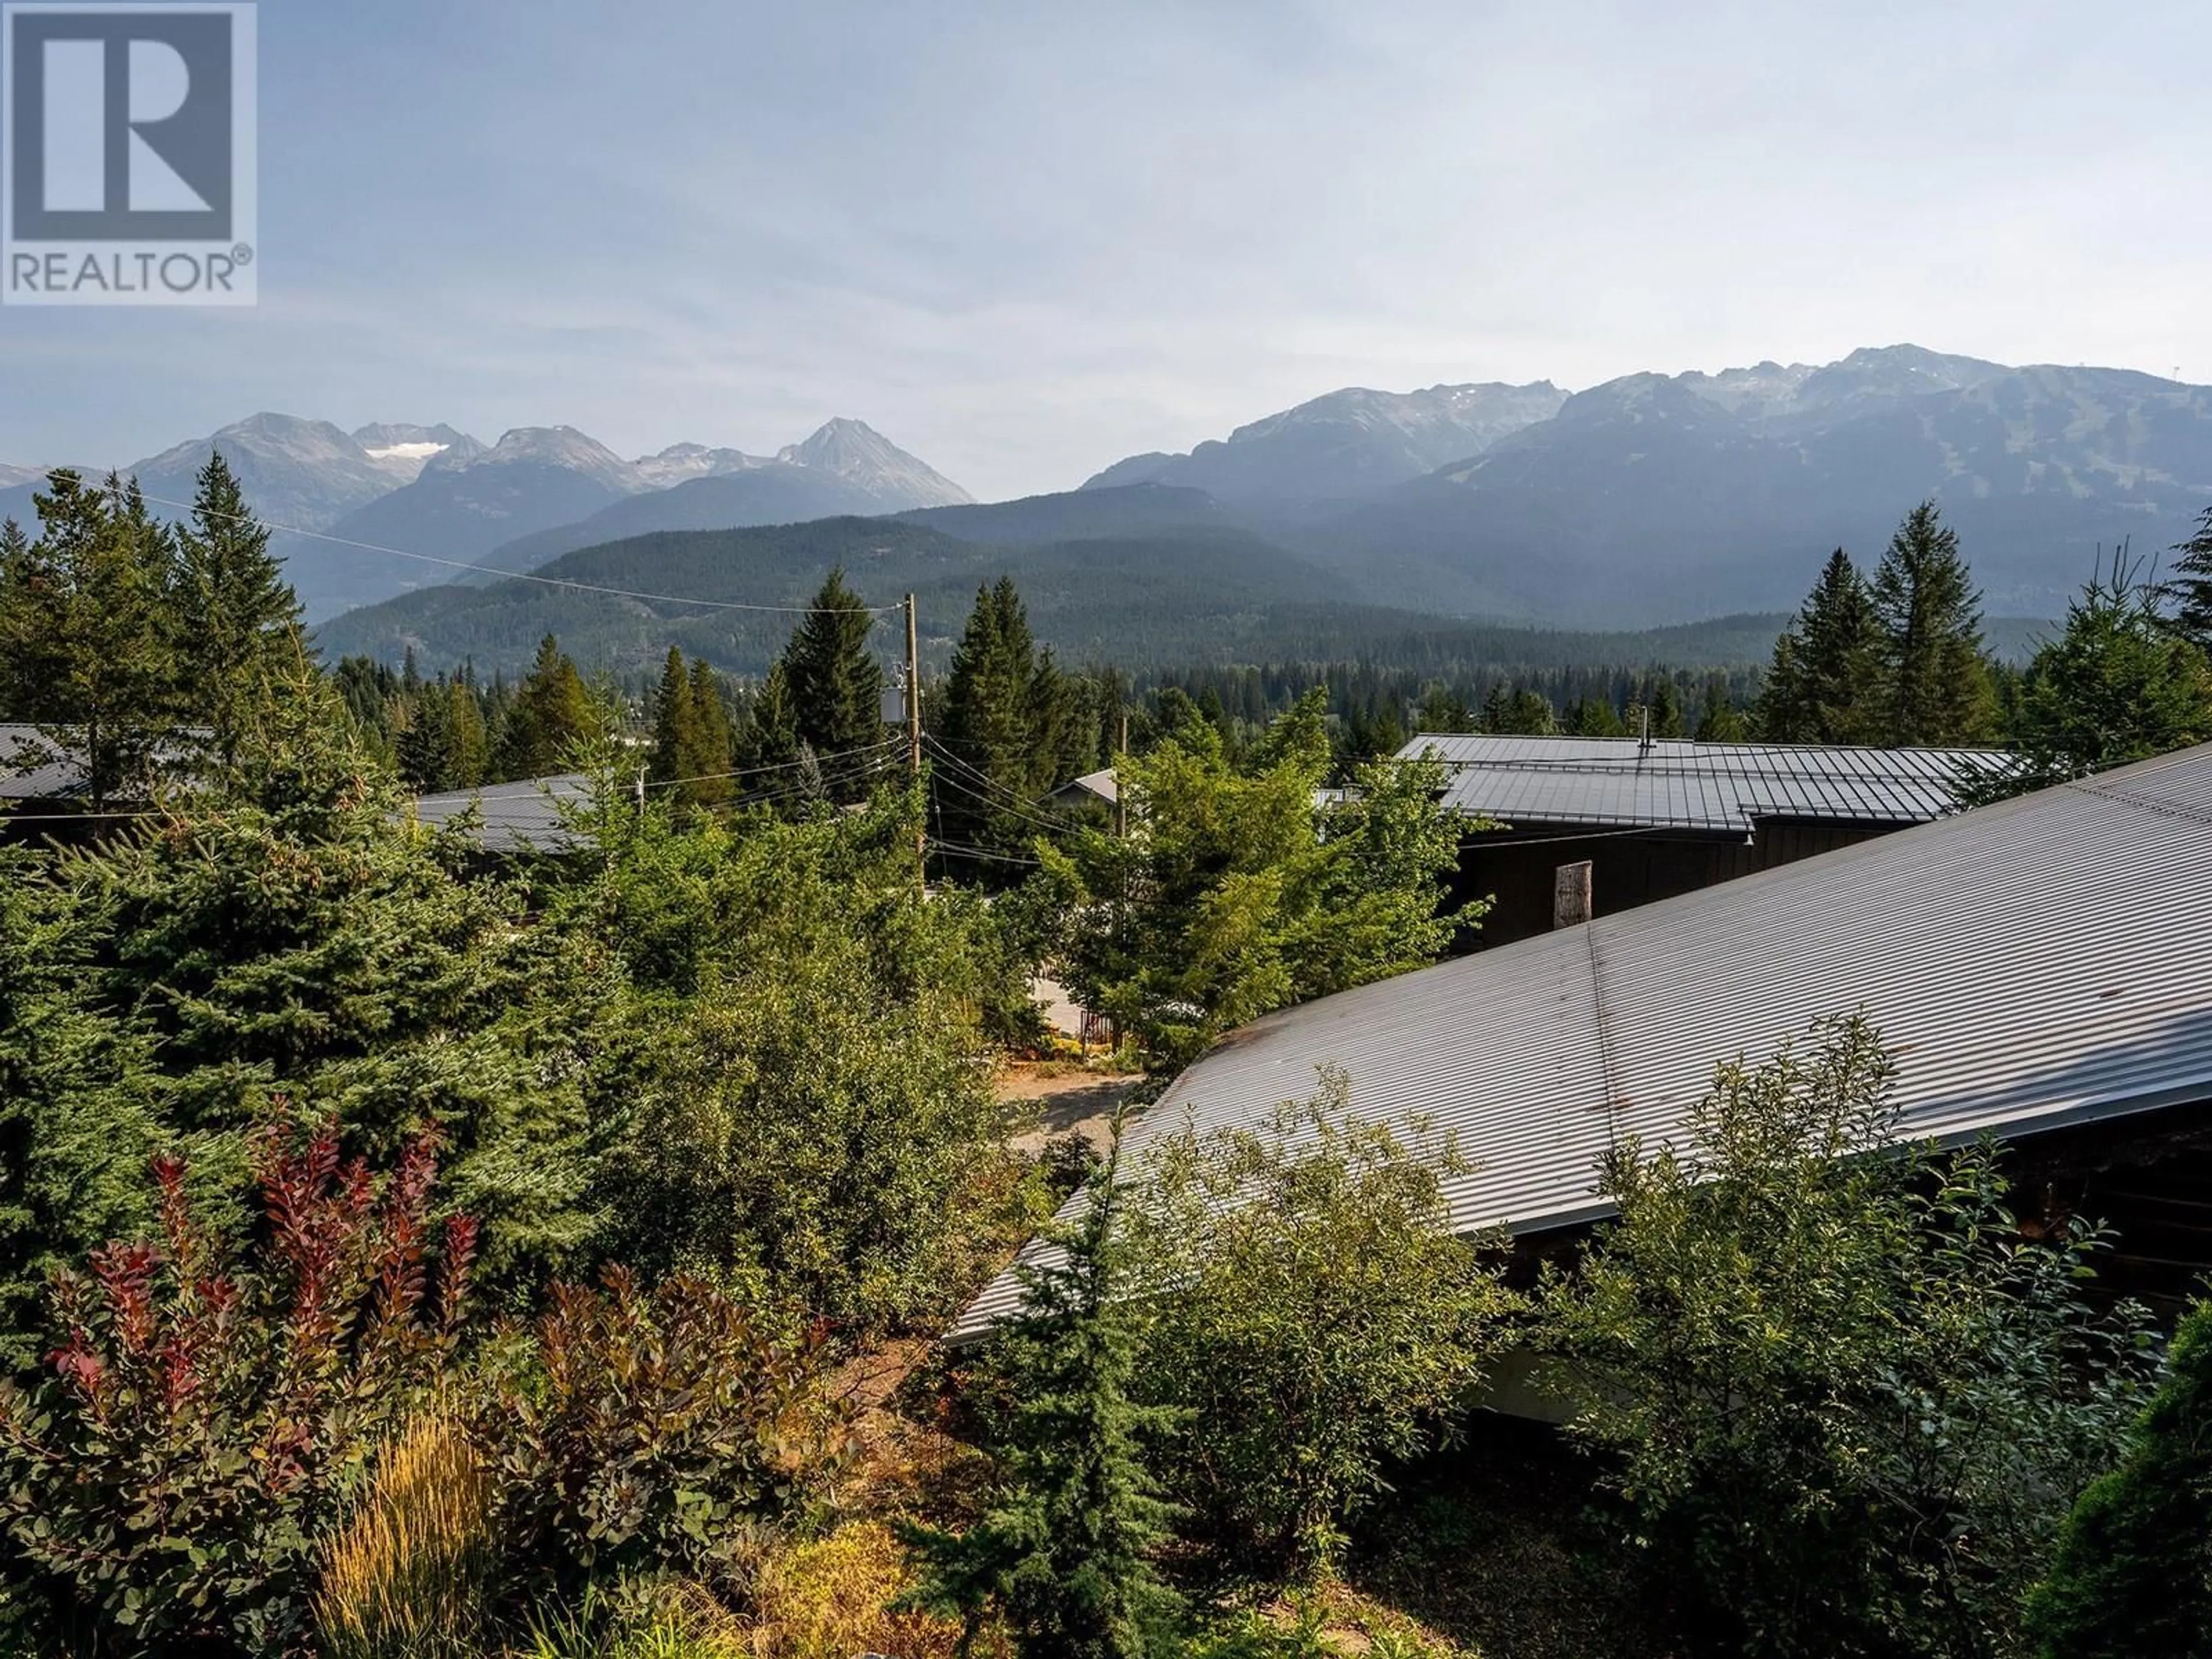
left=1554, top=860, right=1593, bottom=930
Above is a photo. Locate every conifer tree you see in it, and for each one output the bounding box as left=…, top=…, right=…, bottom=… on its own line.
left=495, top=634, right=593, bottom=779
left=1627, top=675, right=1684, bottom=741
left=2170, top=505, right=2212, bottom=656
left=168, top=450, right=306, bottom=768
left=1694, top=674, right=1748, bottom=742
left=903, top=1136, right=1183, bottom=1658
left=395, top=681, right=456, bottom=791
left=1957, top=550, right=2212, bottom=803
left=736, top=661, right=802, bottom=777
left=2024, top=1298, right=2212, bottom=1658
left=941, top=578, right=1065, bottom=855
left=1415, top=683, right=1478, bottom=734
left=1567, top=694, right=1626, bottom=737
left=445, top=675, right=488, bottom=788
left=779, top=569, right=884, bottom=791
left=1762, top=548, right=1885, bottom=743
left=0, top=844, right=162, bottom=1364
left=686, top=657, right=734, bottom=806
left=648, top=647, right=698, bottom=790
left=1871, top=502, right=1994, bottom=744
left=0, top=471, right=177, bottom=804
left=60, top=664, right=607, bottom=1286
left=1482, top=683, right=1555, bottom=736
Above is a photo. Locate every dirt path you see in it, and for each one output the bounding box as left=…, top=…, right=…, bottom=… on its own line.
left=997, top=1062, right=1146, bottom=1154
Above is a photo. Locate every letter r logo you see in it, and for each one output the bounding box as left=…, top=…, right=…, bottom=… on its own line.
left=7, top=6, right=236, bottom=238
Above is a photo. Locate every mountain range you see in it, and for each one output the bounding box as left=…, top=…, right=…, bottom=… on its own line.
left=7, top=343, right=2212, bottom=638
left=0, top=414, right=971, bottom=618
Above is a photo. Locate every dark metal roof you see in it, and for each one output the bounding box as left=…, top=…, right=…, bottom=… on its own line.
left=0, top=724, right=89, bottom=800
left=955, top=743, right=2212, bottom=1340
left=411, top=774, right=591, bottom=852
left=1400, top=733, right=2010, bottom=833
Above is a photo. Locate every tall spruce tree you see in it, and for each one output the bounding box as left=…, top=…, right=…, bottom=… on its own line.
left=58, top=664, right=609, bottom=1286
left=2170, top=505, right=2212, bottom=656
left=1761, top=548, right=1885, bottom=744
left=445, top=674, right=488, bottom=787
left=778, top=569, right=884, bottom=799
left=940, top=578, right=1069, bottom=857
left=168, top=450, right=305, bottom=768
left=395, top=680, right=456, bottom=791
left=1870, top=502, right=1994, bottom=744
left=495, top=634, right=593, bottom=779
left=686, top=657, right=734, bottom=806
left=902, top=1135, right=1183, bottom=1658
left=0, top=472, right=177, bottom=805
left=735, top=661, right=802, bottom=778
left=648, top=647, right=698, bottom=789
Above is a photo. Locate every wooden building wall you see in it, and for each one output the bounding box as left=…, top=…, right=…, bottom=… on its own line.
left=1451, top=816, right=1905, bottom=949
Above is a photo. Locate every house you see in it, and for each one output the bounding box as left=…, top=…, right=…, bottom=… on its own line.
left=1401, top=732, right=2014, bottom=946
left=1046, top=767, right=1119, bottom=813
left=955, top=743, right=2212, bottom=1347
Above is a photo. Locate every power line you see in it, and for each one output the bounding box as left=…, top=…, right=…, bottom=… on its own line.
left=130, top=493, right=909, bottom=616
left=919, top=734, right=1077, bottom=828
left=921, top=760, right=1075, bottom=837
left=641, top=738, right=899, bottom=793
left=926, top=836, right=1044, bottom=868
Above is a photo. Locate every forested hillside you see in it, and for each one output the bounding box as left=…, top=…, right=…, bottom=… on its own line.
left=314, top=513, right=1875, bottom=683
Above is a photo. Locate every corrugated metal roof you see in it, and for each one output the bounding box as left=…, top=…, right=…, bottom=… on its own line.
left=411, top=774, right=590, bottom=852
left=1399, top=733, right=2009, bottom=832
left=0, top=724, right=89, bottom=800
left=954, top=743, right=2212, bottom=1340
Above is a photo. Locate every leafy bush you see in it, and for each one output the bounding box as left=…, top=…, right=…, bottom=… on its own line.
left=579, top=787, right=1022, bottom=1334
left=1542, top=1016, right=2163, bottom=1659
left=0, top=1122, right=475, bottom=1656
left=315, top=1410, right=495, bottom=1659
left=2024, top=1297, right=2212, bottom=1658
left=1040, top=692, right=1470, bottom=1074
left=1124, top=1067, right=1516, bottom=1574
left=490, top=1267, right=850, bottom=1606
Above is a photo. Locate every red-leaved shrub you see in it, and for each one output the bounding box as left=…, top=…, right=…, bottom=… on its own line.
left=0, top=1120, right=475, bottom=1654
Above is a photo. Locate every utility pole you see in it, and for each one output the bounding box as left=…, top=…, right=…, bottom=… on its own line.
left=905, top=593, right=924, bottom=893
left=1115, top=708, right=1128, bottom=839
left=904, top=593, right=922, bottom=781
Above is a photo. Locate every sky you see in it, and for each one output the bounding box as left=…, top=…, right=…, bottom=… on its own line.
left=2, top=0, right=2208, bottom=501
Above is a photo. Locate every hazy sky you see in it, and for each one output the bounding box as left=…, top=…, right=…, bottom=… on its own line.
left=2, top=0, right=2206, bottom=500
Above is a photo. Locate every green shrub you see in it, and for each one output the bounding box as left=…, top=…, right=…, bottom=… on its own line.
left=1543, top=1016, right=2162, bottom=1659
left=0, top=1122, right=475, bottom=1656
left=2024, top=1297, right=2212, bottom=1658
left=1126, top=1067, right=1516, bottom=1575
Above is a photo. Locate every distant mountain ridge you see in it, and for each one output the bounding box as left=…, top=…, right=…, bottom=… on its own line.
left=14, top=343, right=2212, bottom=635
left=1084, top=344, right=2212, bottom=624
left=0, top=412, right=974, bottom=619
left=1085, top=380, right=1569, bottom=503
left=463, top=418, right=974, bottom=581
